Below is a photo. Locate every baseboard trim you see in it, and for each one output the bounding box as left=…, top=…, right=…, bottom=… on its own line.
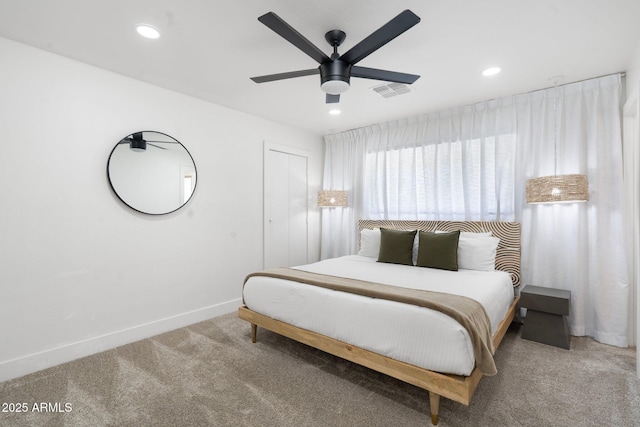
left=0, top=298, right=242, bottom=382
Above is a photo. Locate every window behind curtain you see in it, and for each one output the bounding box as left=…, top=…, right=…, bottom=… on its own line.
left=363, top=133, right=516, bottom=221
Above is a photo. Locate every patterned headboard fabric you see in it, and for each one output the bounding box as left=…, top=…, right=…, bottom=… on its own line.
left=358, top=220, right=521, bottom=287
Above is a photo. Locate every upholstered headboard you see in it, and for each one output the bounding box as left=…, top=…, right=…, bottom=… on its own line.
left=358, top=220, right=521, bottom=287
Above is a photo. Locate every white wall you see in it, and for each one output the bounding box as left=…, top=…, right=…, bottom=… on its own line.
left=627, top=40, right=640, bottom=100
left=0, top=37, right=323, bottom=381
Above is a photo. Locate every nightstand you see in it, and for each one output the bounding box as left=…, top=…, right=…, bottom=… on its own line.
left=519, top=285, right=571, bottom=349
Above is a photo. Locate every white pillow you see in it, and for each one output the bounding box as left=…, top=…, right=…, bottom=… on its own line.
left=435, top=230, right=492, bottom=237
left=441, top=231, right=492, bottom=238
left=358, top=228, right=381, bottom=258
left=457, top=235, right=500, bottom=271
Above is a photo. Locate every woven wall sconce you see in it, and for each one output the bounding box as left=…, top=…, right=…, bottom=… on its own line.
left=526, top=77, right=589, bottom=205
left=526, top=174, right=589, bottom=204
left=318, top=190, right=348, bottom=207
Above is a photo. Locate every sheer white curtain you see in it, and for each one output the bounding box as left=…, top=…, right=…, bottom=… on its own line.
left=361, top=103, right=516, bottom=221
left=322, top=74, right=629, bottom=346
left=515, top=75, right=628, bottom=346
left=321, top=130, right=366, bottom=259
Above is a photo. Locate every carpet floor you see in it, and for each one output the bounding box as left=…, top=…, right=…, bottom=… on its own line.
left=1, top=312, right=638, bottom=427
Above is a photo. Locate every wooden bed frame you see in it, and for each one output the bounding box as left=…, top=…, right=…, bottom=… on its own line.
left=238, top=220, right=521, bottom=425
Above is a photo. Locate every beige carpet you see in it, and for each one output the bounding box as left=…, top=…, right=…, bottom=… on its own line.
left=1, top=312, right=638, bottom=427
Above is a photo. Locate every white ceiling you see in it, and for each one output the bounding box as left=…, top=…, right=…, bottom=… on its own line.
left=1, top=0, right=639, bottom=136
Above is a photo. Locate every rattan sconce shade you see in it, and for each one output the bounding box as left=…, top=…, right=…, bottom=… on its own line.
left=526, top=174, right=589, bottom=204
left=318, top=190, right=348, bottom=207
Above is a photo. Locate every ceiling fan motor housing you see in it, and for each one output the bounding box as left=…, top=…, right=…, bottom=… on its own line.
left=130, top=132, right=147, bottom=152
left=320, top=60, right=351, bottom=94
left=130, top=139, right=146, bottom=152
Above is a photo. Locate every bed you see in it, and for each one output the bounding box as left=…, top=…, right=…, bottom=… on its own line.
left=238, top=220, right=520, bottom=425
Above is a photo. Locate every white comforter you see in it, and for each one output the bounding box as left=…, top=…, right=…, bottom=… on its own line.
left=243, top=255, right=514, bottom=376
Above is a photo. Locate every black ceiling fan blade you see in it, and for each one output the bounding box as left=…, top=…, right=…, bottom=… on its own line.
left=351, top=66, right=420, bottom=84
left=144, top=140, right=178, bottom=143
left=258, top=12, right=331, bottom=64
left=339, top=10, right=420, bottom=65
left=326, top=93, right=340, bottom=104
left=251, top=68, right=319, bottom=83
left=148, top=143, right=167, bottom=150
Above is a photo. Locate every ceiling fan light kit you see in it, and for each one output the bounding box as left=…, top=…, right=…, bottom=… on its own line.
left=250, top=10, right=421, bottom=104
left=320, top=61, right=351, bottom=94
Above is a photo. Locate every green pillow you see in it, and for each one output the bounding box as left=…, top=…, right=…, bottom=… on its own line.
left=416, top=231, right=460, bottom=271
left=377, top=228, right=417, bottom=266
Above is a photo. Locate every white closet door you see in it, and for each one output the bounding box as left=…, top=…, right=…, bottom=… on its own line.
left=264, top=143, right=308, bottom=269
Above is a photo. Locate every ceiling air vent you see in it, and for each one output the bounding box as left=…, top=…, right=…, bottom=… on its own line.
left=372, top=82, right=412, bottom=98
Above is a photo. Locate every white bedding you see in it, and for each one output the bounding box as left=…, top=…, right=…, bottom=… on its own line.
left=243, top=255, right=514, bottom=376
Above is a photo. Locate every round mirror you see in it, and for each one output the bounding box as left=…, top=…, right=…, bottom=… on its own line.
left=107, top=131, right=197, bottom=215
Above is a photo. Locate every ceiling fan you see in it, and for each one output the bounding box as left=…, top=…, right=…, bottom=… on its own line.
left=250, top=10, right=421, bottom=104
left=119, top=132, right=172, bottom=152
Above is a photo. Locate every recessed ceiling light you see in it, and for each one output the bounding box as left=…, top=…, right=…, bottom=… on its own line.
left=482, top=67, right=501, bottom=77
left=329, top=109, right=341, bottom=115
left=136, top=25, right=160, bottom=39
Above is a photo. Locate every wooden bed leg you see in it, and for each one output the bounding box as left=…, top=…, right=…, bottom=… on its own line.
left=429, top=392, right=440, bottom=425
left=251, top=323, right=257, bottom=343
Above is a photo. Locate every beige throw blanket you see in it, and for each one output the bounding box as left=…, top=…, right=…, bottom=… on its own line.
left=244, top=267, right=497, bottom=376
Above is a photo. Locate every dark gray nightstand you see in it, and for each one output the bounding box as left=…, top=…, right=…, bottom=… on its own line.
left=519, top=285, right=571, bottom=349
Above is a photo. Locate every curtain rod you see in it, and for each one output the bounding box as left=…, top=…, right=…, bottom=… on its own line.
left=475, top=71, right=626, bottom=106
left=533, top=71, right=625, bottom=93
left=326, top=72, right=625, bottom=136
